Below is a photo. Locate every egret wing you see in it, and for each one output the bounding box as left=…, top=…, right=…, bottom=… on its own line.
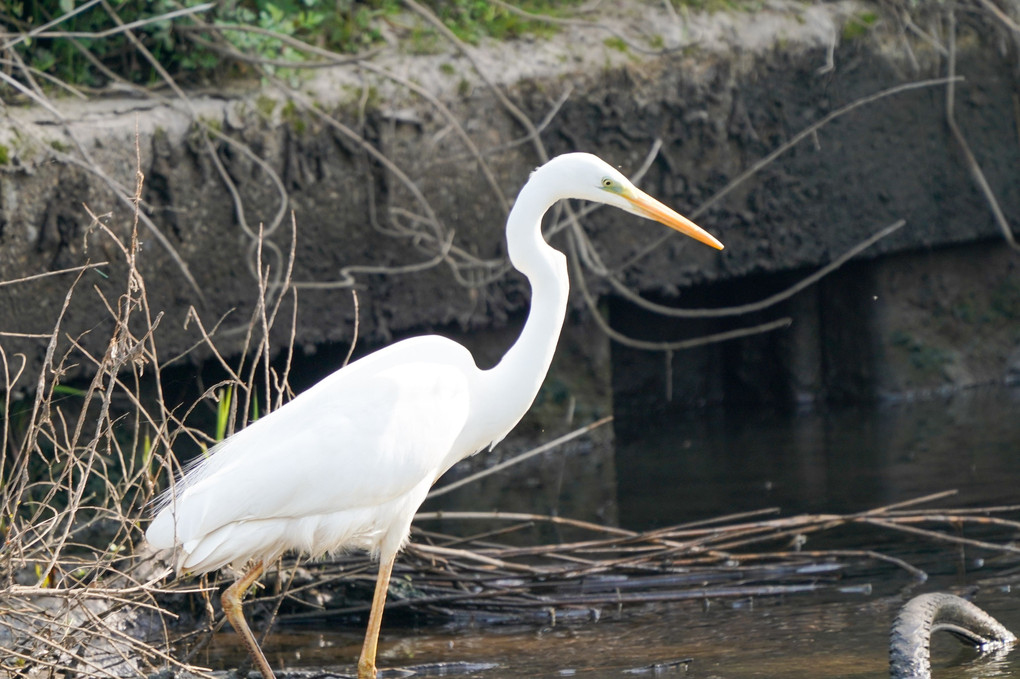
left=148, top=346, right=474, bottom=552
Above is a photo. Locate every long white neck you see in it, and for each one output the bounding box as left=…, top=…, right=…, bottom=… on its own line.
left=479, top=165, right=570, bottom=446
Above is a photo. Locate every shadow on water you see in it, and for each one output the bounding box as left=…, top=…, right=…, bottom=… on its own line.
left=200, top=386, right=1020, bottom=677
left=615, top=385, right=1020, bottom=526
left=201, top=594, right=1020, bottom=678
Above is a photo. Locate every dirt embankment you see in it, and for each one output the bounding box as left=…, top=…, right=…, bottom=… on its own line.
left=0, top=0, right=1017, bottom=412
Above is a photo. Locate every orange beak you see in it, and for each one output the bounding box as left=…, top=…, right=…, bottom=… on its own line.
left=625, top=188, right=724, bottom=250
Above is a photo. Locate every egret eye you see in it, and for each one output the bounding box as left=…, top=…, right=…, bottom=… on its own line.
left=601, top=177, right=614, bottom=188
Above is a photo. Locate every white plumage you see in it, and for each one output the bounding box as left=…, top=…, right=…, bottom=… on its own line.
left=146, top=153, right=723, bottom=679
left=147, top=338, right=477, bottom=573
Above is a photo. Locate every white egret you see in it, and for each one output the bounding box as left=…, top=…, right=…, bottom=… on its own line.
left=146, top=152, right=723, bottom=679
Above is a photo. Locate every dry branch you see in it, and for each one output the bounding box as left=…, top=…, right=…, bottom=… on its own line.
left=260, top=494, right=1020, bottom=626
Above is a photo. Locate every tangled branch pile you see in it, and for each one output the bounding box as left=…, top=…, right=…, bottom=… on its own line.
left=0, top=161, right=295, bottom=676
left=263, top=492, right=1020, bottom=629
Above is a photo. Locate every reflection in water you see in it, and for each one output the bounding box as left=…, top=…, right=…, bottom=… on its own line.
left=200, top=387, right=1020, bottom=677
left=200, top=594, right=1020, bottom=678
left=615, top=386, right=1020, bottom=527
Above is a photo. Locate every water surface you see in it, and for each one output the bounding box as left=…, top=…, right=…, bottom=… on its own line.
left=200, top=386, right=1020, bottom=677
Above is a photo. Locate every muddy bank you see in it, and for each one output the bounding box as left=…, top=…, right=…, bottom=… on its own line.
left=0, top=1, right=1017, bottom=420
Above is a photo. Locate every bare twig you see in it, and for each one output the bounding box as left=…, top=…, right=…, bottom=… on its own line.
left=429, top=416, right=614, bottom=499
left=944, top=7, right=1019, bottom=251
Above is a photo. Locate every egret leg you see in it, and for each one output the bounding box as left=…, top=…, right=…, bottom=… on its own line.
left=357, top=554, right=396, bottom=679
left=221, top=560, right=276, bottom=679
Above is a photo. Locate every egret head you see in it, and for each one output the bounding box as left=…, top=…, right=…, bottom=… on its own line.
left=547, top=153, right=724, bottom=251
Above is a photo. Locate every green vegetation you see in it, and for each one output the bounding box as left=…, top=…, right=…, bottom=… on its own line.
left=889, top=330, right=953, bottom=374
left=0, top=143, right=9, bottom=165
left=214, top=386, right=234, bottom=443
left=280, top=98, right=308, bottom=133
left=3, top=0, right=391, bottom=90
left=603, top=36, right=628, bottom=52
left=842, top=10, right=879, bottom=40
left=989, top=279, right=1020, bottom=322
left=51, top=383, right=87, bottom=397
left=672, top=0, right=764, bottom=13
left=1, top=0, right=581, bottom=97
left=255, top=93, right=278, bottom=117
left=943, top=280, right=1019, bottom=329
left=429, top=0, right=567, bottom=43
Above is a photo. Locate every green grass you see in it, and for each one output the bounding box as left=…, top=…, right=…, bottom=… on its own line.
left=429, top=0, right=570, bottom=44
left=604, top=37, right=629, bottom=53
left=1, top=0, right=585, bottom=97
left=842, top=10, right=879, bottom=41
left=672, top=0, right=765, bottom=13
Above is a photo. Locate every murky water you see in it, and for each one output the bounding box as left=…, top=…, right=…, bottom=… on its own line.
left=199, top=386, right=1020, bottom=677
left=615, top=385, right=1020, bottom=526
left=203, top=593, right=1020, bottom=677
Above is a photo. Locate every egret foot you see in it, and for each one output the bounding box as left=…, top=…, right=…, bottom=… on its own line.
left=221, top=561, right=276, bottom=679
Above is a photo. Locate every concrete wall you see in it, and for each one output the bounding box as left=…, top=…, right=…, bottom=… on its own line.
left=1, top=1, right=1017, bottom=426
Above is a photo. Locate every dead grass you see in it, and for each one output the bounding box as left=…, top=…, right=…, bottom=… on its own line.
left=0, top=140, right=301, bottom=678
